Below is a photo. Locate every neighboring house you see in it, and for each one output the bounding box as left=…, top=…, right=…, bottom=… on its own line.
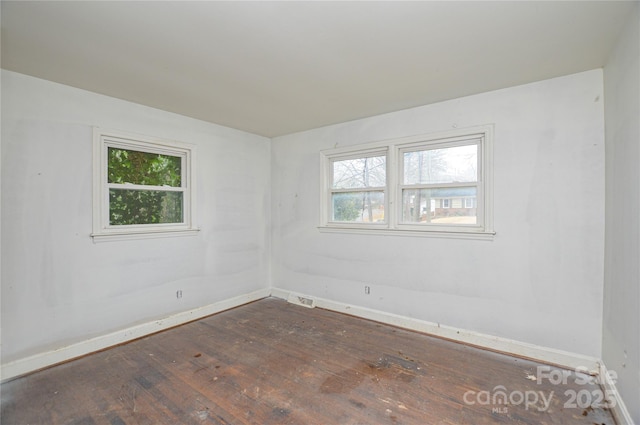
left=408, top=187, right=477, bottom=223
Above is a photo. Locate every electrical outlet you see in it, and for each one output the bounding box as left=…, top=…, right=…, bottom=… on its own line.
left=365, top=286, right=370, bottom=295
left=176, top=290, right=183, bottom=299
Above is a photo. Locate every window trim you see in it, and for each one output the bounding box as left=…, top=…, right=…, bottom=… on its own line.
left=396, top=136, right=483, bottom=233
left=324, top=147, right=389, bottom=228
left=319, top=125, right=494, bottom=240
left=92, top=128, right=199, bottom=242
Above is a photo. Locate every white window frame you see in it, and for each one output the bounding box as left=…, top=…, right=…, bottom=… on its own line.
left=320, top=147, right=389, bottom=230
left=319, top=125, right=494, bottom=240
left=92, top=128, right=199, bottom=242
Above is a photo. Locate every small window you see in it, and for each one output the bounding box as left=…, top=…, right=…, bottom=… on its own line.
left=320, top=125, right=494, bottom=239
left=326, top=150, right=388, bottom=226
left=464, top=197, right=476, bottom=208
left=92, top=128, right=198, bottom=241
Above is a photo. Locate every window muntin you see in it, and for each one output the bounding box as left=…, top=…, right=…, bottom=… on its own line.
left=93, top=129, right=197, bottom=241
left=320, top=126, right=493, bottom=238
left=329, top=153, right=387, bottom=224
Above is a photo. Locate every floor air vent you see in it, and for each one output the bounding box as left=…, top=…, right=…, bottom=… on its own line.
left=287, top=294, right=316, bottom=308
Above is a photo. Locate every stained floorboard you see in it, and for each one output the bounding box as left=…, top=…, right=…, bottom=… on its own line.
left=1, top=298, right=616, bottom=424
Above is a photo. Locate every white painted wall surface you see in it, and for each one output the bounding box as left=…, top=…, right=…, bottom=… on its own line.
left=1, top=71, right=271, bottom=364
left=603, top=5, right=640, bottom=423
left=271, top=70, right=605, bottom=358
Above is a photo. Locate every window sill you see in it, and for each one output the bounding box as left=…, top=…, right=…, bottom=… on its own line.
left=318, top=226, right=495, bottom=240
left=91, top=228, right=200, bottom=243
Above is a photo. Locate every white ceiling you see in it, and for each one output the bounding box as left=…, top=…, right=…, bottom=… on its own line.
left=1, top=1, right=635, bottom=137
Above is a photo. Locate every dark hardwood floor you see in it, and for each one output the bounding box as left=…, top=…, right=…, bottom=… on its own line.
left=1, top=297, right=616, bottom=424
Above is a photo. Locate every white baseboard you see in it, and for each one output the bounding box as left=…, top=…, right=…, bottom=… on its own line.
left=600, top=363, right=636, bottom=425
left=271, top=287, right=599, bottom=371
left=0, top=288, right=270, bottom=382
left=3, top=286, right=633, bottom=423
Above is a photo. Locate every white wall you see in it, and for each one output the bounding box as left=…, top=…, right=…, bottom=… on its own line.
left=1, top=71, right=271, bottom=364
left=271, top=70, right=605, bottom=357
left=603, top=4, right=640, bottom=423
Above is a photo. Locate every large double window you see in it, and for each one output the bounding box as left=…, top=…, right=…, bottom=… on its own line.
left=320, top=126, right=494, bottom=239
left=92, top=129, right=198, bottom=241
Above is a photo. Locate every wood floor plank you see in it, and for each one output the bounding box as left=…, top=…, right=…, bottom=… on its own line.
left=1, top=298, right=616, bottom=425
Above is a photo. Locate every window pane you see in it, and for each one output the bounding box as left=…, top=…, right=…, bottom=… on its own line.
left=109, top=189, right=183, bottom=225
left=402, top=187, right=477, bottom=224
left=331, top=191, right=385, bottom=222
left=108, top=148, right=182, bottom=187
left=403, top=144, right=477, bottom=185
left=332, top=156, right=386, bottom=189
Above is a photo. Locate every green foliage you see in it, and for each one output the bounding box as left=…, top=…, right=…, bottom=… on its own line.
left=333, top=193, right=363, bottom=222
left=108, top=148, right=183, bottom=225
left=108, top=148, right=181, bottom=186
left=109, top=190, right=183, bottom=225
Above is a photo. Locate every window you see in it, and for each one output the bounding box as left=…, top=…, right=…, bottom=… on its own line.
left=320, top=125, right=494, bottom=239
left=92, top=128, right=198, bottom=241
left=330, top=152, right=387, bottom=224
left=399, top=141, right=479, bottom=226
left=464, top=197, right=476, bottom=209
